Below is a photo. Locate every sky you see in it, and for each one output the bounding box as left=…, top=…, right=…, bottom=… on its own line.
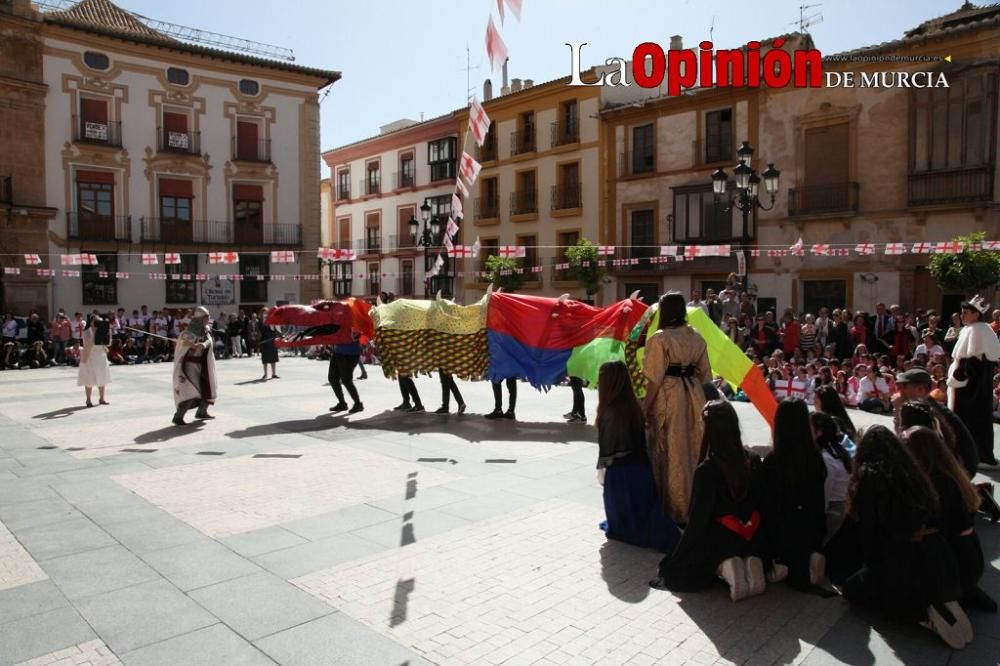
left=108, top=0, right=962, bottom=161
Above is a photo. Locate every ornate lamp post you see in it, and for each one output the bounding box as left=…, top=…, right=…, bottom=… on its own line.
left=711, top=141, right=780, bottom=293
left=409, top=198, right=443, bottom=298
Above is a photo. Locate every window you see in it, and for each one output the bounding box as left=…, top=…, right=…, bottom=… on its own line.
left=235, top=119, right=263, bottom=161
left=518, top=234, right=538, bottom=274
left=82, top=253, right=117, bottom=305
left=554, top=162, right=581, bottom=210
left=554, top=230, right=579, bottom=279
left=367, top=262, right=380, bottom=296
left=554, top=100, right=579, bottom=146
left=366, top=161, right=380, bottom=195
left=479, top=238, right=499, bottom=274
left=512, top=171, right=536, bottom=215
left=480, top=126, right=498, bottom=161
left=625, top=283, right=659, bottom=306
left=631, top=124, right=655, bottom=174
left=161, top=110, right=194, bottom=152
left=74, top=171, right=116, bottom=239
left=336, top=170, right=350, bottom=200
left=78, top=97, right=115, bottom=145
left=364, top=212, right=381, bottom=253
left=427, top=194, right=452, bottom=220
left=428, top=137, right=456, bottom=181
left=630, top=209, right=656, bottom=259
left=704, top=109, right=733, bottom=163
left=803, top=280, right=847, bottom=315
left=338, top=217, right=351, bottom=248
left=77, top=180, right=113, bottom=219
left=166, top=67, right=189, bottom=85
left=233, top=184, right=263, bottom=245
left=513, top=111, right=536, bottom=154
left=159, top=178, right=193, bottom=243
left=331, top=262, right=352, bottom=297
left=397, top=206, right=415, bottom=249
left=912, top=69, right=996, bottom=172
left=399, top=153, right=415, bottom=188
left=83, top=51, right=109, bottom=70
left=796, top=123, right=855, bottom=214
left=240, top=255, right=268, bottom=303
left=478, top=177, right=499, bottom=218
left=165, top=254, right=198, bottom=304
left=239, top=79, right=259, bottom=96
left=672, top=187, right=745, bottom=243
left=401, top=259, right=414, bottom=295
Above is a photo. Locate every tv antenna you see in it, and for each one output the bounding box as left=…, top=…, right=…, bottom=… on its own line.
left=794, top=3, right=824, bottom=33
left=35, top=0, right=296, bottom=62
left=459, top=43, right=481, bottom=103
left=709, top=16, right=715, bottom=43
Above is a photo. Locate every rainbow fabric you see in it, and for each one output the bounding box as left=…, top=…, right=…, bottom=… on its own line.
left=487, top=293, right=647, bottom=389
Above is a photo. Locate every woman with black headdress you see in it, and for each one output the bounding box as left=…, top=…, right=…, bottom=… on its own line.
left=641, top=292, right=711, bottom=523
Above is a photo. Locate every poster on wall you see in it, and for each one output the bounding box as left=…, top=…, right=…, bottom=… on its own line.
left=201, top=276, right=235, bottom=305
left=736, top=250, right=747, bottom=277
left=84, top=122, right=108, bottom=141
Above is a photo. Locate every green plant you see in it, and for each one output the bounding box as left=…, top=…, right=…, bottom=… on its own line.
left=565, top=238, right=606, bottom=297
left=484, top=254, right=525, bottom=292
left=929, top=232, right=1000, bottom=292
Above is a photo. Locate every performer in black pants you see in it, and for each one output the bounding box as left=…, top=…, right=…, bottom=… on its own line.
left=565, top=376, right=586, bottom=422
left=396, top=375, right=424, bottom=412
left=328, top=335, right=363, bottom=414
left=435, top=372, right=466, bottom=414
left=486, top=377, right=517, bottom=420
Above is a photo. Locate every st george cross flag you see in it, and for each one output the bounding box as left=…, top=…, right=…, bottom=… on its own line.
left=790, top=237, right=804, bottom=256
left=472, top=236, right=481, bottom=258
left=98, top=271, right=108, bottom=279
left=855, top=243, right=875, bottom=255
left=911, top=242, right=932, bottom=254
left=811, top=244, right=830, bottom=256
left=24, top=254, right=41, bottom=265
left=469, top=98, right=491, bottom=147
left=81, top=254, right=98, bottom=265
left=209, top=251, right=239, bottom=264
left=271, top=250, right=296, bottom=263
left=455, top=176, right=469, bottom=198
left=485, top=16, right=508, bottom=73
left=37, top=269, right=55, bottom=277
left=4, top=267, right=20, bottom=275
left=449, top=245, right=473, bottom=258
left=142, top=253, right=159, bottom=265
left=164, top=252, right=181, bottom=265
left=597, top=245, right=615, bottom=256
left=460, top=152, right=482, bottom=186
left=445, top=217, right=460, bottom=239
left=983, top=241, right=1000, bottom=251
left=116, top=272, right=129, bottom=279
left=444, top=235, right=454, bottom=252
left=452, top=192, right=464, bottom=219
left=60, top=255, right=76, bottom=266
left=884, top=243, right=906, bottom=255
left=935, top=241, right=962, bottom=255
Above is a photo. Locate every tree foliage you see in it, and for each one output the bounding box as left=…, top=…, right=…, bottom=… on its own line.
left=929, top=232, right=1000, bottom=292
left=484, top=254, right=524, bottom=292
left=565, top=238, right=606, bottom=297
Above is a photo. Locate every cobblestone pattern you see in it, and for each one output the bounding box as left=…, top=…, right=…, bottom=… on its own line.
left=0, top=519, right=47, bottom=592
left=294, top=499, right=847, bottom=666
left=14, top=640, right=120, bottom=666
left=115, top=443, right=461, bottom=537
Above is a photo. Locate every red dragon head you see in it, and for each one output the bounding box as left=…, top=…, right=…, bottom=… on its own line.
left=266, top=300, right=355, bottom=347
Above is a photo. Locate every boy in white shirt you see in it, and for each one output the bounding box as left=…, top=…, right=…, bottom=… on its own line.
left=914, top=330, right=944, bottom=359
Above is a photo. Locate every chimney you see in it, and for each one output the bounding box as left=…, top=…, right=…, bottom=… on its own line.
left=483, top=79, right=493, bottom=101
left=670, top=35, right=683, bottom=50
left=523, top=79, right=533, bottom=89
left=511, top=78, right=522, bottom=93
left=502, top=58, right=509, bottom=89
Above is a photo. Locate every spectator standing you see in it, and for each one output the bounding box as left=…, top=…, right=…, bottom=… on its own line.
left=227, top=314, right=244, bottom=358
left=815, top=308, right=832, bottom=350
left=77, top=315, right=111, bottom=407
left=705, top=289, right=723, bottom=326
left=687, top=289, right=708, bottom=316
left=780, top=311, right=801, bottom=356
left=850, top=313, right=870, bottom=349
left=831, top=310, right=852, bottom=360
left=943, top=313, right=963, bottom=356
left=50, top=312, right=71, bottom=365
left=246, top=312, right=261, bottom=357
left=751, top=314, right=778, bottom=357
left=720, top=290, right=740, bottom=328
left=70, top=312, right=84, bottom=347
left=800, top=314, right=818, bottom=356
left=739, top=292, right=756, bottom=321
left=258, top=308, right=280, bottom=379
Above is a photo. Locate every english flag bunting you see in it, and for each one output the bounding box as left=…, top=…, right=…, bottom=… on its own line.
left=164, top=253, right=181, bottom=265
left=445, top=217, right=459, bottom=238
left=811, top=244, right=830, bottom=256
left=911, top=242, right=932, bottom=254
left=469, top=98, right=491, bottom=147
left=598, top=245, right=615, bottom=256
left=885, top=243, right=906, bottom=255
left=485, top=17, right=508, bottom=72
left=24, top=254, right=41, bottom=265
left=452, top=193, right=464, bottom=219
left=82, top=254, right=98, bottom=265
left=37, top=269, right=55, bottom=277
left=983, top=241, right=1000, bottom=251
left=116, top=272, right=129, bottom=279
left=790, top=238, right=804, bottom=256
left=450, top=245, right=473, bottom=258
left=660, top=246, right=678, bottom=256
left=855, top=243, right=875, bottom=255
left=271, top=250, right=296, bottom=263
left=460, top=152, right=481, bottom=186
left=4, top=267, right=20, bottom=275
left=472, top=236, right=481, bottom=258
left=444, top=235, right=454, bottom=252
left=209, top=251, right=239, bottom=264
left=142, top=253, right=159, bottom=265
left=455, top=177, right=469, bottom=198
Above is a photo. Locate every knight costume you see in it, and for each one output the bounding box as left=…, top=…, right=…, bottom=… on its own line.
left=172, top=306, right=218, bottom=425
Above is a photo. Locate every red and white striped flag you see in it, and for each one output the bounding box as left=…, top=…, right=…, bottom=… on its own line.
left=935, top=241, right=962, bottom=255
left=446, top=217, right=460, bottom=238
left=271, top=274, right=286, bottom=281
left=4, top=267, right=20, bottom=275
left=460, top=152, right=481, bottom=186
left=469, top=98, right=491, bottom=147
left=116, top=271, right=129, bottom=279
left=911, top=242, right=932, bottom=254
left=209, top=251, right=239, bottom=264
left=23, top=254, right=41, bottom=265
left=811, top=244, right=830, bottom=256
left=855, top=243, right=875, bottom=255
left=164, top=252, right=181, bottom=265
left=485, top=16, right=508, bottom=72
left=271, top=250, right=296, bottom=263
left=884, top=243, right=906, bottom=255
left=142, top=253, right=159, bottom=265
left=451, top=192, right=464, bottom=219
left=790, top=237, right=804, bottom=256
left=598, top=245, right=615, bottom=256
left=37, top=268, right=55, bottom=277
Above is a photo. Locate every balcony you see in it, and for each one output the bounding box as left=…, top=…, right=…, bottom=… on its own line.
left=67, top=212, right=130, bottom=242
left=475, top=196, right=499, bottom=219
left=551, top=182, right=582, bottom=211
left=908, top=166, right=994, bottom=207
left=73, top=116, right=122, bottom=148
left=788, top=182, right=860, bottom=216
left=618, top=150, right=655, bottom=177
left=429, top=161, right=455, bottom=182
left=510, top=129, right=536, bottom=156
left=138, top=218, right=300, bottom=245
left=360, top=176, right=381, bottom=197
left=479, top=136, right=498, bottom=162
left=157, top=128, right=201, bottom=155
left=264, top=223, right=301, bottom=246
left=356, top=236, right=382, bottom=256
left=336, top=184, right=350, bottom=201
left=393, top=171, right=415, bottom=189
left=388, top=234, right=418, bottom=253
left=550, top=257, right=573, bottom=282
left=231, top=137, right=271, bottom=162
left=608, top=245, right=658, bottom=273
left=551, top=120, right=579, bottom=147
left=509, top=190, right=537, bottom=216
left=0, top=175, right=10, bottom=205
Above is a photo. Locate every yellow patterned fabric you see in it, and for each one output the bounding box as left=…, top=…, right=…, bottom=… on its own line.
left=373, top=296, right=489, bottom=380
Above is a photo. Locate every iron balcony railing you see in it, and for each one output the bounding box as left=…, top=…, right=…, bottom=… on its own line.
left=479, top=134, right=498, bottom=161
left=551, top=119, right=579, bottom=147
left=356, top=236, right=382, bottom=255
left=139, top=218, right=300, bottom=245
left=551, top=182, right=582, bottom=211
left=429, top=160, right=456, bottom=182
left=908, top=166, right=994, bottom=206
left=510, top=189, right=537, bottom=216
left=360, top=176, right=381, bottom=196
left=73, top=116, right=122, bottom=148
left=510, top=128, right=536, bottom=156
left=264, top=223, right=301, bottom=246
left=67, top=212, right=131, bottom=242
left=393, top=171, right=415, bottom=189
left=388, top=234, right=419, bottom=252
left=157, top=127, right=201, bottom=155
left=336, top=183, right=351, bottom=201
left=231, top=137, right=271, bottom=162
left=788, top=182, right=860, bottom=216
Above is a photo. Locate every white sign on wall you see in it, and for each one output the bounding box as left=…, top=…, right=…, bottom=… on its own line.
left=201, top=277, right=235, bottom=305
left=85, top=122, right=108, bottom=141
left=167, top=131, right=189, bottom=149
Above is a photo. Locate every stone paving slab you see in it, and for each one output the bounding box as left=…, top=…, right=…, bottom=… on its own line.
left=0, top=520, right=48, bottom=591
left=119, top=624, right=273, bottom=666
left=14, top=640, right=121, bottom=666
left=0, top=606, right=97, bottom=666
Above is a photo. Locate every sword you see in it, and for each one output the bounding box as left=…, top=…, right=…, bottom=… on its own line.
left=122, top=326, right=177, bottom=343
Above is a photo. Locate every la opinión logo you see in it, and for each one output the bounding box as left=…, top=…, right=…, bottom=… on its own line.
left=567, top=39, right=824, bottom=95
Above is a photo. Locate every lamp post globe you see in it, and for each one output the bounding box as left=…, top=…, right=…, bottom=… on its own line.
left=420, top=198, right=431, bottom=223
left=761, top=163, right=781, bottom=195
left=711, top=168, right=728, bottom=196
left=733, top=160, right=752, bottom=190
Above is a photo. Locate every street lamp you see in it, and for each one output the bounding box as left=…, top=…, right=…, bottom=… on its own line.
left=411, top=198, right=448, bottom=298
left=711, top=141, right=781, bottom=295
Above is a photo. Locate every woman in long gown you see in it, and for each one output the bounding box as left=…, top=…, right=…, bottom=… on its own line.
left=641, top=292, right=711, bottom=523
left=596, top=360, right=679, bottom=552
left=77, top=315, right=110, bottom=407
left=259, top=308, right=279, bottom=380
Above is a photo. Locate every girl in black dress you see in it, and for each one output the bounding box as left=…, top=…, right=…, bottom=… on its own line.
left=761, top=398, right=828, bottom=589
left=844, top=426, right=972, bottom=648
left=902, top=426, right=995, bottom=613
left=650, top=400, right=766, bottom=601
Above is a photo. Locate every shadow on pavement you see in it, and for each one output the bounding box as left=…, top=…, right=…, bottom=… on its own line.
left=32, top=405, right=91, bottom=420
left=343, top=410, right=593, bottom=444
left=224, top=414, right=344, bottom=439
left=598, top=539, right=660, bottom=604
left=134, top=421, right=206, bottom=443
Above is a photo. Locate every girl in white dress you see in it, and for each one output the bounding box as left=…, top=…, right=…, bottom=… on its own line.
left=77, top=315, right=111, bottom=407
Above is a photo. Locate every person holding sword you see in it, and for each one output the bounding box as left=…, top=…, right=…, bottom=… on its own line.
left=170, top=306, right=218, bottom=425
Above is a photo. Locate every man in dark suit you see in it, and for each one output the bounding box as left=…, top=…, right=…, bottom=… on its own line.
left=869, top=302, right=894, bottom=354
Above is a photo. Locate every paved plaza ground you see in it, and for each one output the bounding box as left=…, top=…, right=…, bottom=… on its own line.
left=0, top=356, right=997, bottom=665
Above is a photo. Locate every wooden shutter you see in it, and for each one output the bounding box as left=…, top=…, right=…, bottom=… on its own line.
left=398, top=206, right=414, bottom=238
left=338, top=218, right=351, bottom=246
left=232, top=184, right=263, bottom=201
left=805, top=124, right=849, bottom=185
left=159, top=178, right=193, bottom=198
left=80, top=98, right=108, bottom=123
left=76, top=169, right=114, bottom=184
left=163, top=112, right=188, bottom=133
